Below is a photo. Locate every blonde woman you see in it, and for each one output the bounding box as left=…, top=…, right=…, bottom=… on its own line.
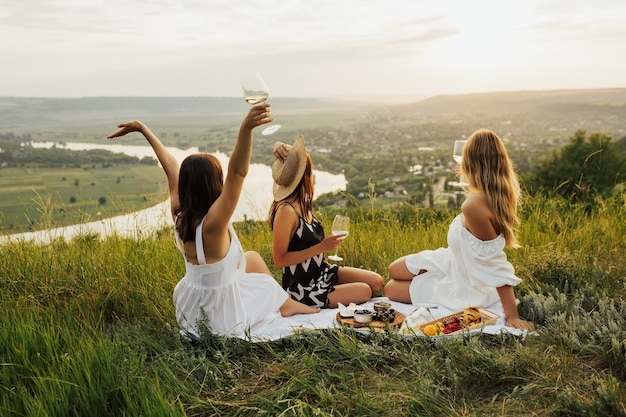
left=384, top=129, right=534, bottom=331
left=269, top=135, right=383, bottom=309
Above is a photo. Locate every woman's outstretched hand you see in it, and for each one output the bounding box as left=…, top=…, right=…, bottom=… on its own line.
left=241, top=102, right=273, bottom=132
left=106, top=120, right=144, bottom=139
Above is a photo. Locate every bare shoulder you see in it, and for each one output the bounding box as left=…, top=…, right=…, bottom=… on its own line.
left=274, top=202, right=299, bottom=224
left=272, top=203, right=300, bottom=243
left=461, top=193, right=490, bottom=216
left=461, top=193, right=498, bottom=240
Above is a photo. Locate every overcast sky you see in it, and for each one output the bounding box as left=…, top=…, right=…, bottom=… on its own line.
left=1, top=0, right=625, bottom=100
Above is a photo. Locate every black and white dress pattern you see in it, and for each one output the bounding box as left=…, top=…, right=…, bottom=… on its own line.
left=281, top=215, right=339, bottom=308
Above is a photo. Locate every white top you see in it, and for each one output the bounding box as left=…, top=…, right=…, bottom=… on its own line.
left=172, top=218, right=287, bottom=339
left=407, top=214, right=522, bottom=311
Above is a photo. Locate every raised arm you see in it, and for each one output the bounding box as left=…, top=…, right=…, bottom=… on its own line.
left=205, top=103, right=272, bottom=227
left=107, top=121, right=180, bottom=220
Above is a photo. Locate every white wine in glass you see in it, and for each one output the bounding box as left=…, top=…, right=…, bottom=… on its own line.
left=452, top=140, right=466, bottom=163
left=240, top=73, right=281, bottom=135
left=327, top=215, right=350, bottom=262
left=452, top=140, right=468, bottom=186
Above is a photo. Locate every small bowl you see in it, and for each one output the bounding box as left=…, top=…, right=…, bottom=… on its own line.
left=373, top=302, right=391, bottom=313
left=353, top=309, right=374, bottom=324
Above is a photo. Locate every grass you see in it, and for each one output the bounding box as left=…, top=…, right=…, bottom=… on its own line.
left=0, top=194, right=625, bottom=416
left=0, top=165, right=167, bottom=233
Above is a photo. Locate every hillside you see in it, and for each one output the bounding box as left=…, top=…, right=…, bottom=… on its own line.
left=0, top=96, right=361, bottom=131
left=1, top=88, right=625, bottom=233
left=411, top=88, right=626, bottom=115
left=390, top=88, right=626, bottom=143
left=2, top=88, right=625, bottom=137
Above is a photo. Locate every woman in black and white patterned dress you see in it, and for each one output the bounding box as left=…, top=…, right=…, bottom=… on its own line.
left=269, top=135, right=383, bottom=309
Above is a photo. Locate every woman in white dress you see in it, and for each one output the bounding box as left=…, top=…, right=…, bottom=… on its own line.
left=107, top=103, right=319, bottom=339
left=384, top=129, right=534, bottom=331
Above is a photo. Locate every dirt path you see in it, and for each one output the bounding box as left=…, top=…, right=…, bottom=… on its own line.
left=424, top=176, right=447, bottom=207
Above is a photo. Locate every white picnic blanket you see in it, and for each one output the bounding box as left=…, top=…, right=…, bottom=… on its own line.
left=247, top=297, right=532, bottom=342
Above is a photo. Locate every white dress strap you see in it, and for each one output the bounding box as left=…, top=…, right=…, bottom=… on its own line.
left=228, top=223, right=246, bottom=271
left=195, top=216, right=207, bottom=265
left=173, top=214, right=184, bottom=253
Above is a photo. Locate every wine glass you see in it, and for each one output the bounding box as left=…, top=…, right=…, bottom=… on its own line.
left=240, top=73, right=281, bottom=135
left=327, top=215, right=350, bottom=262
left=452, top=140, right=467, bottom=186
left=452, top=140, right=466, bottom=163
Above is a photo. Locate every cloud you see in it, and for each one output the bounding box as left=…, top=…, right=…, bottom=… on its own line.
left=1, top=0, right=625, bottom=98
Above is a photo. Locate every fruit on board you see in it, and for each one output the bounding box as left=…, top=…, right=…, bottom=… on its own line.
left=443, top=319, right=462, bottom=334
left=423, top=321, right=444, bottom=336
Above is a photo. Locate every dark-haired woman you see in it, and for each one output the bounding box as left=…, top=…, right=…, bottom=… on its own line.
left=269, top=135, right=383, bottom=309
left=107, top=103, right=319, bottom=339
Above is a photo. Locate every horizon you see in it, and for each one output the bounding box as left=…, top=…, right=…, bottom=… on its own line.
left=3, top=86, right=625, bottom=102
left=2, top=1, right=626, bottom=100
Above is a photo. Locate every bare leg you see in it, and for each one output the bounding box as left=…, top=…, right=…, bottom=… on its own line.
left=326, top=282, right=372, bottom=308
left=384, top=256, right=426, bottom=303
left=243, top=252, right=319, bottom=316
left=280, top=298, right=320, bottom=316
left=388, top=256, right=416, bottom=280
left=383, top=280, right=412, bottom=303
left=336, top=266, right=384, bottom=291
left=321, top=266, right=383, bottom=308
left=244, top=251, right=272, bottom=275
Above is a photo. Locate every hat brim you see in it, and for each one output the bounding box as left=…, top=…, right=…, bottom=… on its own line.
left=272, top=135, right=307, bottom=201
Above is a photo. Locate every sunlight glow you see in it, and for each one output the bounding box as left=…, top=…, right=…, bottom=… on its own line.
left=417, top=2, right=533, bottom=92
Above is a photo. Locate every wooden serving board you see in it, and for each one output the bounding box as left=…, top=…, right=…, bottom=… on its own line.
left=336, top=312, right=405, bottom=331
left=414, top=307, right=500, bottom=336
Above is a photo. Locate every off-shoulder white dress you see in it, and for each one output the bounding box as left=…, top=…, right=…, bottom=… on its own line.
left=172, top=218, right=287, bottom=339
left=406, top=214, right=521, bottom=311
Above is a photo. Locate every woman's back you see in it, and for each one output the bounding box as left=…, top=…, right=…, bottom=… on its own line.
left=460, top=192, right=498, bottom=242
left=173, top=222, right=287, bottom=338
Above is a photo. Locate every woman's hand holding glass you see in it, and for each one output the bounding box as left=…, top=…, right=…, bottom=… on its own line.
left=241, top=102, right=273, bottom=131
left=327, top=215, right=350, bottom=261
left=452, top=140, right=468, bottom=187
left=240, top=73, right=281, bottom=135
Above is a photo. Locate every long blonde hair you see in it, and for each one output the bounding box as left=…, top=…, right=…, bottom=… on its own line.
left=461, top=129, right=521, bottom=248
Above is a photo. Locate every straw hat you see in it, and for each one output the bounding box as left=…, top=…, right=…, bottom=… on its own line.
left=272, top=134, right=308, bottom=201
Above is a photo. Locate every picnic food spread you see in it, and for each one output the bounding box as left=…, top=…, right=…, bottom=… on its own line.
left=415, top=306, right=499, bottom=336
left=337, top=304, right=404, bottom=331
left=338, top=303, right=499, bottom=336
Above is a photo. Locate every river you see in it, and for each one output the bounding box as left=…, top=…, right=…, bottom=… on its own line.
left=2, top=142, right=346, bottom=244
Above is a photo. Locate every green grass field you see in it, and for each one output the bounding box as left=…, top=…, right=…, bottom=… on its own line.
left=1, top=195, right=624, bottom=416
left=1, top=92, right=625, bottom=415
left=0, top=165, right=167, bottom=233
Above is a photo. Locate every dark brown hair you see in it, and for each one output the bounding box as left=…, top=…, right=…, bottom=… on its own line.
left=176, top=153, right=224, bottom=242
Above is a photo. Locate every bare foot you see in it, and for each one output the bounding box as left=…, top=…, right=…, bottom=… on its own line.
left=280, top=298, right=321, bottom=317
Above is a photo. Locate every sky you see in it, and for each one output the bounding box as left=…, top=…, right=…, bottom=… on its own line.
left=1, top=0, right=626, bottom=100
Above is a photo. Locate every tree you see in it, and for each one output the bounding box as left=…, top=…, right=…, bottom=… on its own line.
left=524, top=130, right=626, bottom=201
